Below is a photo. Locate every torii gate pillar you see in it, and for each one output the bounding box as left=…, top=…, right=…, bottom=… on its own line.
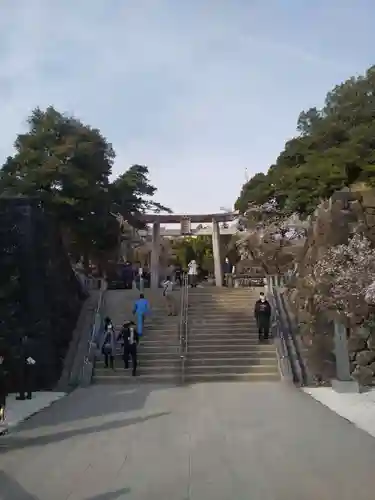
left=212, top=218, right=223, bottom=287
left=150, top=222, right=160, bottom=290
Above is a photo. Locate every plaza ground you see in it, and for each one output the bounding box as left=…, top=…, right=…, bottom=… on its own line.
left=1, top=382, right=375, bottom=500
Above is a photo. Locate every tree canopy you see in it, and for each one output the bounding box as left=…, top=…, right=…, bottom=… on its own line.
left=0, top=106, right=169, bottom=266
left=235, top=65, right=375, bottom=216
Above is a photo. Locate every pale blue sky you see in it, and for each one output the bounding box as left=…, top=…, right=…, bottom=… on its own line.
left=0, top=0, right=374, bottom=213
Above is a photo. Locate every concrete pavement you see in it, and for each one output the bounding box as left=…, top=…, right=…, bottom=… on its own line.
left=1, top=382, right=375, bottom=499
left=0, top=392, right=66, bottom=434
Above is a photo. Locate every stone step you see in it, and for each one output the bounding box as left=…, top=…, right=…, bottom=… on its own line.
left=188, top=321, right=257, bottom=327
left=188, top=335, right=264, bottom=342
left=189, top=299, right=260, bottom=302
left=188, top=343, right=273, bottom=352
left=96, top=358, right=180, bottom=367
left=137, top=351, right=179, bottom=360
left=111, top=340, right=179, bottom=349
left=186, top=348, right=274, bottom=358
left=187, top=357, right=278, bottom=367
left=188, top=314, right=254, bottom=318
left=131, top=334, right=180, bottom=341
left=111, top=324, right=179, bottom=331
left=95, top=365, right=181, bottom=375
left=189, top=300, right=255, bottom=304
left=189, top=328, right=259, bottom=334
left=140, top=346, right=180, bottom=353
left=188, top=338, right=264, bottom=346
left=188, top=300, right=257, bottom=304
left=187, top=312, right=255, bottom=318
left=187, top=364, right=279, bottom=375
left=108, top=347, right=179, bottom=356
left=187, top=310, right=254, bottom=315
left=189, top=292, right=258, bottom=295
left=93, top=373, right=180, bottom=384
left=145, top=330, right=180, bottom=335
left=189, top=290, right=258, bottom=293
left=135, top=340, right=180, bottom=347
left=184, top=372, right=280, bottom=383
left=112, top=317, right=179, bottom=324
left=189, top=328, right=260, bottom=334
left=139, top=321, right=180, bottom=327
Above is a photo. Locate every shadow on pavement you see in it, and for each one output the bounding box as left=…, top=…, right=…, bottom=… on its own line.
left=5, top=383, right=175, bottom=432
left=87, top=488, right=131, bottom=499
left=0, top=471, right=131, bottom=499
left=0, top=411, right=170, bottom=454
left=52, top=384, right=174, bottom=423
left=0, top=471, right=36, bottom=500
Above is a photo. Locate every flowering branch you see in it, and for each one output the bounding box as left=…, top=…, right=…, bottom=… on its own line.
left=308, top=233, right=375, bottom=318
left=236, top=201, right=307, bottom=273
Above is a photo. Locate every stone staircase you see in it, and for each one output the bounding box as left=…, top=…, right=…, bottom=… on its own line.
left=185, top=288, right=280, bottom=382
left=92, top=289, right=182, bottom=384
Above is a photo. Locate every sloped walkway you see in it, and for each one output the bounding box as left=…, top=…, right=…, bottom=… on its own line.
left=1, top=382, right=375, bottom=499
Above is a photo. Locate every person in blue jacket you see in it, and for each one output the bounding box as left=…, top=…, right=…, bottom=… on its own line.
left=132, top=293, right=150, bottom=337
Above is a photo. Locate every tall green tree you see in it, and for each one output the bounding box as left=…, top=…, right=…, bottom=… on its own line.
left=0, top=106, right=169, bottom=267
left=235, top=65, right=375, bottom=217
left=111, top=164, right=170, bottom=224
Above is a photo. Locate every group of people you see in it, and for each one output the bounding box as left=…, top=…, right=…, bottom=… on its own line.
left=100, top=293, right=152, bottom=376
left=121, top=261, right=151, bottom=290
left=100, top=317, right=140, bottom=376
left=100, top=272, right=180, bottom=376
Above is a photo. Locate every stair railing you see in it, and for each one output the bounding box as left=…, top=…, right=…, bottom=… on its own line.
left=266, top=275, right=309, bottom=386
left=179, top=273, right=189, bottom=384
left=80, top=277, right=108, bottom=386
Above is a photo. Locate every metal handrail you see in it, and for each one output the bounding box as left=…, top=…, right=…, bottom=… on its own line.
left=179, top=274, right=189, bottom=384
left=80, top=278, right=107, bottom=385
left=279, top=293, right=309, bottom=386
left=266, top=289, right=293, bottom=382
left=266, top=275, right=308, bottom=386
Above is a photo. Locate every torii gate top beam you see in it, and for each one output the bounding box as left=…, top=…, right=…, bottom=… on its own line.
left=139, top=212, right=236, bottom=224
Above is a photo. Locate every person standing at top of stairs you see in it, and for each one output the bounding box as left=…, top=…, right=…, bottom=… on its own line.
left=188, top=259, right=198, bottom=288
left=254, top=292, right=272, bottom=343
left=132, top=294, right=150, bottom=338
left=223, top=257, right=234, bottom=287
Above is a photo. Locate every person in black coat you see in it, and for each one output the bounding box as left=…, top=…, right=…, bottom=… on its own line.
left=101, top=317, right=116, bottom=369
left=254, top=292, right=272, bottom=342
left=16, top=335, right=36, bottom=400
left=117, top=321, right=139, bottom=376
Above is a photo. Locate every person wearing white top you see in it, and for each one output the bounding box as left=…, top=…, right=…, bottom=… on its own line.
left=188, top=260, right=198, bottom=288
left=163, top=276, right=176, bottom=315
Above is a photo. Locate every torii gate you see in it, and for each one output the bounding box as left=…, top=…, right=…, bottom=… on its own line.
left=139, top=212, right=236, bottom=290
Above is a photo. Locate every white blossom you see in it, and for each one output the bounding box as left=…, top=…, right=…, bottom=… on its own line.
left=309, top=233, right=375, bottom=317
left=236, top=202, right=307, bottom=273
